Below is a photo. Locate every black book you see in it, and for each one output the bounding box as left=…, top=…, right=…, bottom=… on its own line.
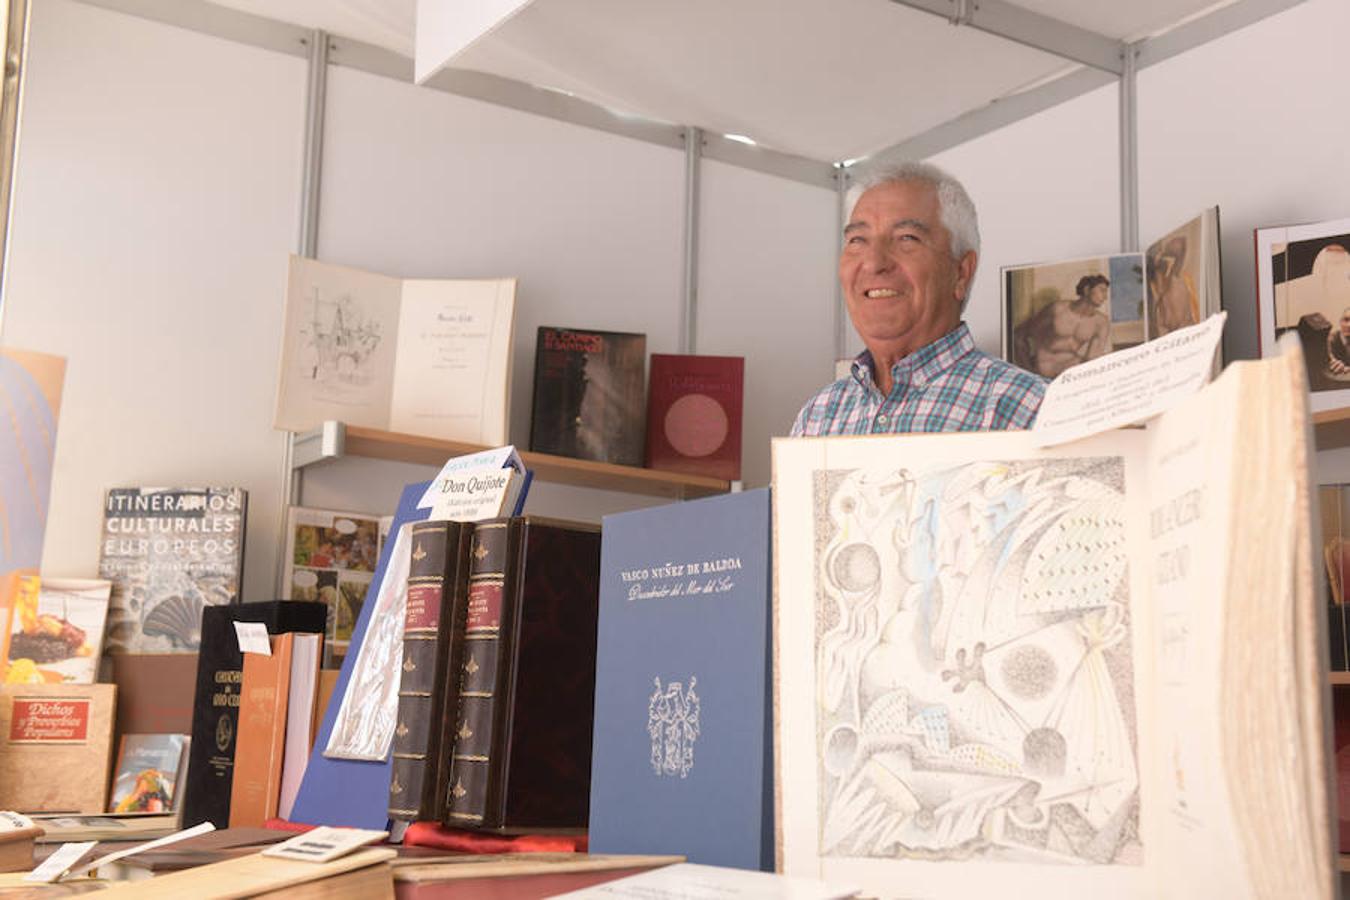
left=181, top=601, right=327, bottom=829
left=528, top=327, right=646, bottom=466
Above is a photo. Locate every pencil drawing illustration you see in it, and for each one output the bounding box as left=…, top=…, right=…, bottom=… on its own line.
left=300, top=286, right=384, bottom=385
left=811, top=458, right=1140, bottom=865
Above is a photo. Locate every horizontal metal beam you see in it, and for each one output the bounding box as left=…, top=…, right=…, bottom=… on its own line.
left=701, top=133, right=837, bottom=191
left=849, top=65, right=1115, bottom=176
left=889, top=0, right=1123, bottom=74
left=76, top=0, right=309, bottom=58
left=72, top=0, right=836, bottom=190
left=1136, top=0, right=1308, bottom=69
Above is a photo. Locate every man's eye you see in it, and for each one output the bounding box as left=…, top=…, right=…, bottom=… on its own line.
left=897, top=233, right=920, bottom=243
left=845, top=235, right=865, bottom=245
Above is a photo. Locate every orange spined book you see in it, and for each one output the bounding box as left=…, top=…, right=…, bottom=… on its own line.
left=228, top=633, right=294, bottom=828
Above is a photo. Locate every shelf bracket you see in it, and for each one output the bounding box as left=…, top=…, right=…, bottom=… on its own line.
left=292, top=420, right=346, bottom=469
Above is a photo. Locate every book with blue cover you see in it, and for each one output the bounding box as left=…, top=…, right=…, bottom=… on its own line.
left=288, top=481, right=431, bottom=828
left=588, top=488, right=772, bottom=870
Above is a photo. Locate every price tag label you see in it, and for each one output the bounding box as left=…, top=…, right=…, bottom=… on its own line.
left=24, top=841, right=96, bottom=883
left=0, top=811, right=34, bottom=831
left=262, top=826, right=388, bottom=863
left=234, top=621, right=272, bottom=655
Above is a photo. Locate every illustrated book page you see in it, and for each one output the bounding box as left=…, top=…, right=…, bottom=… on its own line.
left=771, top=348, right=1330, bottom=900
left=774, top=427, right=1155, bottom=900
left=389, top=277, right=516, bottom=446
left=275, top=256, right=402, bottom=431
left=275, top=256, right=517, bottom=444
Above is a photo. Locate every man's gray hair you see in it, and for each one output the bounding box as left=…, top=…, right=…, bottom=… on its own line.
left=852, top=160, right=981, bottom=265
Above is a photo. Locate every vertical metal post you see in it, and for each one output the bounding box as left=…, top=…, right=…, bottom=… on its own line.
left=298, top=29, right=328, bottom=259
left=277, top=29, right=330, bottom=595
left=833, top=164, right=849, bottom=363
left=0, top=0, right=31, bottom=337
left=1118, top=41, right=1139, bottom=253
left=680, top=126, right=701, bottom=354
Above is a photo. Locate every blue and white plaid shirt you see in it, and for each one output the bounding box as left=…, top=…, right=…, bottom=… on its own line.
left=791, top=323, right=1046, bottom=436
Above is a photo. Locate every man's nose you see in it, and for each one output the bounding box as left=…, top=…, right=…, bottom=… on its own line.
left=862, top=238, right=894, bottom=273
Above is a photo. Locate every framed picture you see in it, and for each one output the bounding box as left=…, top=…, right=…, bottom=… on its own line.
left=1001, top=253, right=1146, bottom=379
left=1256, top=216, right=1350, bottom=412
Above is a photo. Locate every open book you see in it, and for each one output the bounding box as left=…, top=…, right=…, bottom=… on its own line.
left=771, top=342, right=1332, bottom=898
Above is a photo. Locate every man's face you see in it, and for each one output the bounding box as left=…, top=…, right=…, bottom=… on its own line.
left=839, top=180, right=972, bottom=360
left=1339, top=307, right=1350, bottom=337
left=1089, top=283, right=1109, bottom=306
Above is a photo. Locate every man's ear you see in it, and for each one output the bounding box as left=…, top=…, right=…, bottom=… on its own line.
left=954, top=251, right=977, bottom=305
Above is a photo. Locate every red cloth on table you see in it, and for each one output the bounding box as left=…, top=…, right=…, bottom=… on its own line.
left=263, top=818, right=587, bottom=854
left=403, top=822, right=587, bottom=854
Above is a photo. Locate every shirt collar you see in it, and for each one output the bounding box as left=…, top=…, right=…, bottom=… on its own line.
left=851, top=323, right=975, bottom=393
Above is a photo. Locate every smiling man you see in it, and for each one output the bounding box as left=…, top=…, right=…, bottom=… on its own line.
left=791, top=161, right=1045, bottom=436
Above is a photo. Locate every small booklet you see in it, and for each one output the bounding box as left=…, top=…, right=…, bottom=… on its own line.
left=108, top=734, right=189, bottom=814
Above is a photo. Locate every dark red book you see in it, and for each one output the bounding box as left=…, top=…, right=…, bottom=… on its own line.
left=442, top=517, right=601, bottom=831
left=644, top=354, right=744, bottom=481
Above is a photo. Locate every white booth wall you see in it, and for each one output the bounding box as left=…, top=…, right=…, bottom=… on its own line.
left=1, top=0, right=305, bottom=603
left=5, top=0, right=1350, bottom=599
left=0, top=0, right=842, bottom=600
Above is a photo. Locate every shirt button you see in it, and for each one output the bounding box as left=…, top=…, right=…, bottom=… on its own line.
left=876, top=414, right=888, bottom=424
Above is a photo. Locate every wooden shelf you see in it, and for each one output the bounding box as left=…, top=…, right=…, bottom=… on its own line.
left=1339, top=853, right=1350, bottom=873
left=1315, top=407, right=1350, bottom=451
left=298, top=423, right=731, bottom=501
left=1329, top=671, right=1350, bottom=686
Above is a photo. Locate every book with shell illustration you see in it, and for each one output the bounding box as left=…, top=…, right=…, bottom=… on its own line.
left=3, top=575, right=110, bottom=684
left=97, top=487, right=248, bottom=654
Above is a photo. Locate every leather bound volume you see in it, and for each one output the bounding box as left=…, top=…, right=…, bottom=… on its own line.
left=228, top=633, right=294, bottom=828
left=181, top=601, right=326, bottom=829
left=443, top=517, right=602, bottom=830
left=388, top=520, right=474, bottom=823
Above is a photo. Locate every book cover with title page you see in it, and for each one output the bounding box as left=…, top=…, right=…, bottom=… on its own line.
left=589, top=489, right=772, bottom=870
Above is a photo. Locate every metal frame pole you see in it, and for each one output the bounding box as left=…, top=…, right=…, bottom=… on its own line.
left=833, top=165, right=849, bottom=364
left=680, top=126, right=702, bottom=354
left=0, top=0, right=30, bottom=337
left=276, top=28, right=329, bottom=595
left=1118, top=42, right=1139, bottom=253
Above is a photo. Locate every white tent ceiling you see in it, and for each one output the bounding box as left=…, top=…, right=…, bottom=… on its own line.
left=191, top=0, right=1240, bottom=163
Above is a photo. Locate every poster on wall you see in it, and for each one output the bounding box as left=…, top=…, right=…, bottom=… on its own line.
left=1256, top=216, right=1350, bottom=412
left=0, top=348, right=66, bottom=663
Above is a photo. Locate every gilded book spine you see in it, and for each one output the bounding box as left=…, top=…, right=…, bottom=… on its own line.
left=443, top=519, right=511, bottom=826
left=388, top=520, right=462, bottom=822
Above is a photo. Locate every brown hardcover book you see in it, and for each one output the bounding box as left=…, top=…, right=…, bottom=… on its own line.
left=228, top=633, right=294, bottom=828
left=388, top=520, right=474, bottom=823
left=0, top=825, right=42, bottom=873
left=0, top=683, right=116, bottom=813
left=442, top=517, right=602, bottom=831
left=644, top=354, right=744, bottom=481
left=108, top=653, right=198, bottom=744
left=529, top=327, right=647, bottom=466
